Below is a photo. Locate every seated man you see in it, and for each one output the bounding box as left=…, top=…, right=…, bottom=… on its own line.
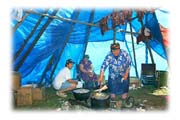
left=52, top=59, right=78, bottom=97
left=79, top=55, right=98, bottom=90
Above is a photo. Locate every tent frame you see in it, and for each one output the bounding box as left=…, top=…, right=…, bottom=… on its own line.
left=49, top=10, right=80, bottom=81
left=15, top=9, right=58, bottom=71
left=12, top=8, right=168, bottom=85
left=13, top=9, right=49, bottom=61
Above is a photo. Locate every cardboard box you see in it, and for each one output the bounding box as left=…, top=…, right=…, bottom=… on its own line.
left=12, top=71, right=21, bottom=91
left=130, top=77, right=141, bottom=88
left=32, top=87, right=45, bottom=101
left=16, top=87, right=32, bottom=106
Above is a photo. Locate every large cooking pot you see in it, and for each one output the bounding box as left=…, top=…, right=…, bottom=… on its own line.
left=91, top=92, right=110, bottom=109
left=72, top=88, right=91, bottom=101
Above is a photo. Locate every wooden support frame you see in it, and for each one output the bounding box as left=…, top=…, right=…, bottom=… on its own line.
left=140, top=20, right=155, bottom=64
left=13, top=9, right=49, bottom=61
left=83, top=10, right=95, bottom=56
left=49, top=10, right=80, bottom=81
left=38, top=55, right=54, bottom=86
left=129, top=23, right=139, bottom=79
left=25, top=10, right=98, bottom=27
left=15, top=9, right=58, bottom=71
left=13, top=11, right=30, bottom=33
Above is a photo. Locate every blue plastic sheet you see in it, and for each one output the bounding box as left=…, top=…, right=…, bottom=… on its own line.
left=12, top=8, right=168, bottom=85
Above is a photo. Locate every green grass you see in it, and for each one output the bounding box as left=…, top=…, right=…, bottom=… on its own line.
left=128, top=86, right=168, bottom=110
left=14, top=86, right=168, bottom=111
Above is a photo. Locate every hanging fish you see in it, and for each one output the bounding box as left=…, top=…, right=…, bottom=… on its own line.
left=99, top=16, right=109, bottom=35
left=136, top=10, right=145, bottom=22
left=137, top=27, right=152, bottom=44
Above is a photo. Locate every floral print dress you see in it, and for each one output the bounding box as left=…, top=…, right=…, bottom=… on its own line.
left=100, top=49, right=131, bottom=95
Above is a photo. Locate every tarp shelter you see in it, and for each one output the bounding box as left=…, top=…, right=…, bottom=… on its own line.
left=11, top=8, right=169, bottom=86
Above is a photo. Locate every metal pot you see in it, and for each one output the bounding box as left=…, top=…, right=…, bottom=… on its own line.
left=72, top=88, right=91, bottom=101
left=91, top=92, right=110, bottom=109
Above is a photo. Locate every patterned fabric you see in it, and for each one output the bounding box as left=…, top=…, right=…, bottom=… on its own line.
left=108, top=75, right=129, bottom=95
left=79, top=60, right=98, bottom=89
left=100, top=49, right=131, bottom=95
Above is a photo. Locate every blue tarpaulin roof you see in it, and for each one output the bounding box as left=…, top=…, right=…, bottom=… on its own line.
left=12, top=8, right=169, bottom=86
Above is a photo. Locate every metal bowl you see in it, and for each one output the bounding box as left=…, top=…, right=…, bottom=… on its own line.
left=91, top=92, right=110, bottom=109
left=72, top=88, right=91, bottom=101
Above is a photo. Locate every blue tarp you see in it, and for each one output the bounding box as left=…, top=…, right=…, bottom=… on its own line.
left=12, top=8, right=168, bottom=86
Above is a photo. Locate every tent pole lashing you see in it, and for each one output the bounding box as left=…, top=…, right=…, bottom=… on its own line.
left=49, top=10, right=80, bottom=81
left=129, top=23, right=139, bottom=79
left=13, top=9, right=49, bottom=61
left=13, top=11, right=30, bottom=33
left=14, top=9, right=58, bottom=71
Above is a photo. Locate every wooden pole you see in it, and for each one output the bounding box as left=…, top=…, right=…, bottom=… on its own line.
left=112, top=9, right=116, bottom=44
left=38, top=55, right=54, bottom=86
left=113, top=28, right=116, bottom=43
left=49, top=10, right=80, bottom=81
left=140, top=21, right=155, bottom=64
left=25, top=10, right=99, bottom=27
left=145, top=39, right=155, bottom=64
left=83, top=10, right=95, bottom=56
left=129, top=23, right=139, bottom=79
left=116, top=29, right=139, bottom=35
left=25, top=10, right=139, bottom=36
left=13, top=9, right=49, bottom=61
left=14, top=9, right=58, bottom=71
left=13, top=11, right=30, bottom=33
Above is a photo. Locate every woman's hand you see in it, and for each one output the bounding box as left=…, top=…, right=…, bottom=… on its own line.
left=98, top=71, right=104, bottom=86
left=123, top=73, right=128, bottom=80
left=123, top=68, right=130, bottom=80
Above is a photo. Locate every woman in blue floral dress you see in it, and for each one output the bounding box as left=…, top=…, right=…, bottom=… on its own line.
left=98, top=43, right=131, bottom=100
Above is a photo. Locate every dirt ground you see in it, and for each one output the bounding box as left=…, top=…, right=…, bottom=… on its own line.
left=13, top=85, right=168, bottom=112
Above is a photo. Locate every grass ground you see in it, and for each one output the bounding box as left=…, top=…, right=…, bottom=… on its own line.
left=13, top=85, right=168, bottom=111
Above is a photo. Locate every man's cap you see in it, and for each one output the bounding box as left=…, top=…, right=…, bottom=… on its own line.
left=110, top=42, right=120, bottom=51
left=66, top=59, right=75, bottom=64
